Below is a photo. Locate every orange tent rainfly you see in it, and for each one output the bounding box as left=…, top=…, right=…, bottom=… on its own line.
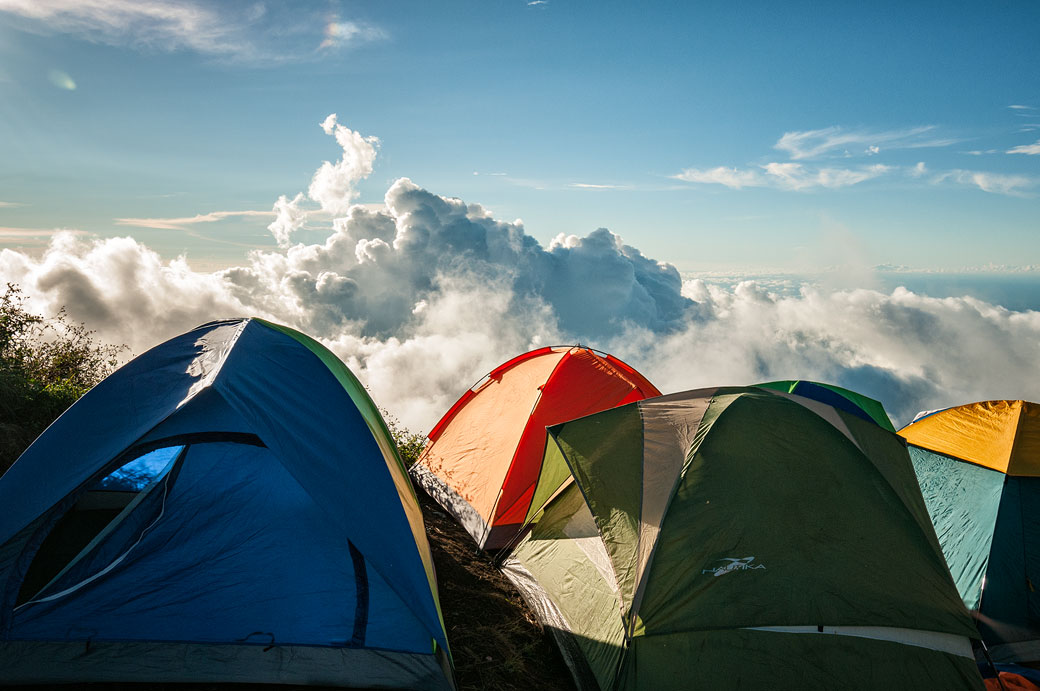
left=410, top=346, right=660, bottom=551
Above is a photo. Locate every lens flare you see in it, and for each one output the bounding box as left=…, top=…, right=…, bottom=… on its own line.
left=47, top=69, right=76, bottom=91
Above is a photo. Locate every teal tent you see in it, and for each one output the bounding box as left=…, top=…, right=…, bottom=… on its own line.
left=901, top=400, right=1040, bottom=663
left=0, top=318, right=454, bottom=688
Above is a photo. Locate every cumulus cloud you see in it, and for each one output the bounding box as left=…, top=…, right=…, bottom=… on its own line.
left=0, top=0, right=383, bottom=63
left=0, top=232, right=254, bottom=348
left=307, top=114, right=380, bottom=216
left=3, top=116, right=1039, bottom=433
left=674, top=162, right=891, bottom=191
left=267, top=194, right=306, bottom=248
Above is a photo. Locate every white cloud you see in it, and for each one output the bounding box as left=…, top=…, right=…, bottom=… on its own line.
left=910, top=162, right=927, bottom=177
left=319, top=19, right=385, bottom=51
left=6, top=228, right=1040, bottom=432
left=1008, top=140, right=1040, bottom=155
left=3, top=117, right=1039, bottom=435
left=115, top=209, right=274, bottom=231
left=936, top=170, right=1039, bottom=196
left=308, top=114, right=380, bottom=216
left=0, top=0, right=384, bottom=63
left=569, top=182, right=622, bottom=190
left=674, top=162, right=891, bottom=191
left=267, top=194, right=306, bottom=248
left=764, top=162, right=891, bottom=190
left=673, top=166, right=765, bottom=189
left=774, top=125, right=951, bottom=160
left=0, top=227, right=88, bottom=247
left=631, top=281, right=1040, bottom=426
left=0, top=201, right=25, bottom=208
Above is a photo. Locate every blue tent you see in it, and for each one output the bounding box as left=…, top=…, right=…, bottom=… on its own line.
left=0, top=318, right=454, bottom=688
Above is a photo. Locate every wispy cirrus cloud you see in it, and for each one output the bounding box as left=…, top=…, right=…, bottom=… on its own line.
left=115, top=209, right=274, bottom=231
left=673, top=162, right=892, bottom=191
left=0, top=201, right=25, bottom=208
left=1007, top=139, right=1040, bottom=155
left=0, top=0, right=384, bottom=63
left=774, top=126, right=957, bottom=160
left=675, top=121, right=1035, bottom=196
left=569, top=182, right=624, bottom=190
left=935, top=170, right=1040, bottom=197
left=0, top=226, right=88, bottom=246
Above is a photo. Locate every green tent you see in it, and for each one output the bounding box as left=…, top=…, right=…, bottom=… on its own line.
left=503, top=387, right=983, bottom=690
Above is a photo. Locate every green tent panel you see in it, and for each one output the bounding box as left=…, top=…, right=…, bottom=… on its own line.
left=505, top=386, right=983, bottom=690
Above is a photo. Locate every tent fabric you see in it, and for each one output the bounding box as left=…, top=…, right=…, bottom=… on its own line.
left=755, top=379, right=896, bottom=432
left=412, top=346, right=660, bottom=551
left=901, top=400, right=1040, bottom=476
left=0, top=318, right=454, bottom=689
left=901, top=401, right=1040, bottom=664
left=505, top=386, right=984, bottom=690
left=984, top=672, right=1040, bottom=691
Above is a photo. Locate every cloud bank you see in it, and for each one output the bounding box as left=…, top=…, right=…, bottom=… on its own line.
left=3, top=116, right=1039, bottom=432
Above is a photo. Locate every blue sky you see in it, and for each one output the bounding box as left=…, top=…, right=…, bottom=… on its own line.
left=1, top=0, right=1039, bottom=271
left=2, top=1, right=1040, bottom=429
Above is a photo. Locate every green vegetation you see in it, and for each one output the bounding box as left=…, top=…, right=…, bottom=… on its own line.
left=0, top=284, right=125, bottom=474
left=384, top=411, right=428, bottom=467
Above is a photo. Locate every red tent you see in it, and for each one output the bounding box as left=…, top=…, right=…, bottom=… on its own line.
left=411, top=346, right=660, bottom=551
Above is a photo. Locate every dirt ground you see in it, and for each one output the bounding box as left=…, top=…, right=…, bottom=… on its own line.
left=417, top=489, right=576, bottom=691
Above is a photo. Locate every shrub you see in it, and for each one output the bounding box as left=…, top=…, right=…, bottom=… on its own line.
left=0, top=284, right=126, bottom=474
left=383, top=411, right=428, bottom=467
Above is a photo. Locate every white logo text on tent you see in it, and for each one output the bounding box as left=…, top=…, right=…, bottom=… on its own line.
left=702, top=557, right=766, bottom=577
